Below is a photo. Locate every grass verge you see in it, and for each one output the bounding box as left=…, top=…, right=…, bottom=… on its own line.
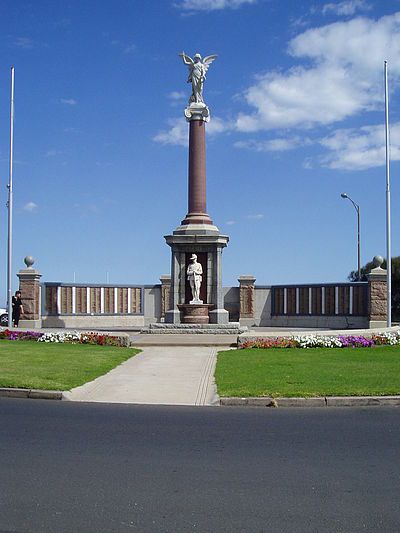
left=215, top=346, right=400, bottom=398
left=0, top=341, right=139, bottom=391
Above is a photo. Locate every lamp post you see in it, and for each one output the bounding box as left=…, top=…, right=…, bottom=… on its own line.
left=341, top=193, right=361, bottom=281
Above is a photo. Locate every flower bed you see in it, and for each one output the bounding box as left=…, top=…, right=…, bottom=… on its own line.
left=239, top=331, right=400, bottom=350
left=0, top=329, right=42, bottom=342
left=0, top=329, right=128, bottom=347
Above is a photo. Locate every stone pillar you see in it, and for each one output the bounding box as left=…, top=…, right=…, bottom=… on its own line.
left=181, top=104, right=213, bottom=226
left=238, top=275, right=256, bottom=326
left=367, top=255, right=387, bottom=328
left=209, top=247, right=229, bottom=324
left=159, top=275, right=171, bottom=321
left=17, top=256, right=42, bottom=328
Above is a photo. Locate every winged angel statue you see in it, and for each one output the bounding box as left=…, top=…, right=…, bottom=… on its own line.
left=179, top=52, right=217, bottom=105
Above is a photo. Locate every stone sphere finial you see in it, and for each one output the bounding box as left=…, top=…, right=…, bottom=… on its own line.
left=24, top=256, right=35, bottom=269
left=373, top=255, right=384, bottom=268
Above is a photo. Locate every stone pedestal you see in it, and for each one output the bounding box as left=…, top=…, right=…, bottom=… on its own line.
left=164, top=228, right=229, bottom=324
left=178, top=303, right=214, bottom=324
left=367, top=256, right=387, bottom=328
left=17, top=257, right=42, bottom=328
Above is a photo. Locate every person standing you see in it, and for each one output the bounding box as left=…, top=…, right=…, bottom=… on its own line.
left=12, top=290, right=23, bottom=327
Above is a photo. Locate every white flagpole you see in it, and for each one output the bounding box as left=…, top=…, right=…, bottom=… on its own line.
left=7, top=67, right=15, bottom=328
left=384, top=60, right=392, bottom=327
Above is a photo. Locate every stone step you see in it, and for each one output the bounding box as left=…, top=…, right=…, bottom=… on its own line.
left=141, top=323, right=246, bottom=335
left=141, top=328, right=243, bottom=335
left=147, top=322, right=241, bottom=329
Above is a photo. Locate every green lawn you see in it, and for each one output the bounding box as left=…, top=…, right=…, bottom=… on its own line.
left=0, top=341, right=139, bottom=391
left=215, top=346, right=400, bottom=398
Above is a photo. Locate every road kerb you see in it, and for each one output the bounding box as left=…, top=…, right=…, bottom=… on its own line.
left=220, top=396, right=400, bottom=407
left=0, top=388, right=63, bottom=400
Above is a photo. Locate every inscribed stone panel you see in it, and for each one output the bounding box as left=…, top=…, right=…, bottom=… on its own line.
left=90, top=288, right=101, bottom=314
left=131, top=288, right=141, bottom=314
left=339, top=286, right=350, bottom=315
left=312, top=287, right=321, bottom=315
left=76, top=288, right=87, bottom=314
left=272, top=288, right=284, bottom=315
left=61, top=287, right=72, bottom=314
left=104, top=288, right=114, bottom=314
left=353, top=285, right=367, bottom=315
left=46, top=286, right=58, bottom=315
left=287, top=288, right=296, bottom=315
left=325, top=287, right=335, bottom=315
left=118, top=288, right=128, bottom=314
left=299, top=287, right=309, bottom=315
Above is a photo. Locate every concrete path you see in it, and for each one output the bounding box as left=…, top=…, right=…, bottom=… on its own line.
left=64, top=346, right=221, bottom=406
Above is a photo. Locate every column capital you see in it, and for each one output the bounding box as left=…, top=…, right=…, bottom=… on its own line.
left=17, top=268, right=42, bottom=282
left=238, top=275, right=256, bottom=286
left=184, top=103, right=210, bottom=122
left=367, top=255, right=387, bottom=282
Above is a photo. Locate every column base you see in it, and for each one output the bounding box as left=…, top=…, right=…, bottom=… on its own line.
left=181, top=212, right=214, bottom=226
left=165, top=309, right=181, bottom=324
left=369, top=320, right=388, bottom=329
left=209, top=309, right=229, bottom=325
left=17, top=319, right=42, bottom=329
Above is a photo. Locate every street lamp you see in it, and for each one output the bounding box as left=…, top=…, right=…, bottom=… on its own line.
left=341, top=193, right=361, bottom=281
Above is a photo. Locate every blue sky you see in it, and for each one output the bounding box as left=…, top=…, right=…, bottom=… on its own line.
left=0, top=0, right=399, bottom=299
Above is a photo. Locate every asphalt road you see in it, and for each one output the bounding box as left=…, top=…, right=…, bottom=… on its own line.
left=0, top=400, right=399, bottom=533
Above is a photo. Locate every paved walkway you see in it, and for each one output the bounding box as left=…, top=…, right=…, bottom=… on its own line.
left=64, top=346, right=222, bottom=406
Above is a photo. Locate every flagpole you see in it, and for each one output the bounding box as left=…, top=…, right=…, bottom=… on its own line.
left=384, top=60, right=391, bottom=327
left=7, top=67, right=15, bottom=328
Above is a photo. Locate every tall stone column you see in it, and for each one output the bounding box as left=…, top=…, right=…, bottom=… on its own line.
left=181, top=116, right=213, bottom=226
left=164, top=53, right=231, bottom=325
left=367, top=255, right=387, bottom=328
left=17, top=256, right=42, bottom=328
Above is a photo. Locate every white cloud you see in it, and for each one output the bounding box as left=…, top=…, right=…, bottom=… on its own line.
left=318, top=122, right=400, bottom=170
left=168, top=91, right=186, bottom=101
left=124, top=44, right=136, bottom=54
left=153, top=120, right=187, bottom=146
left=226, top=220, right=236, bottom=225
left=207, top=116, right=229, bottom=135
left=153, top=116, right=229, bottom=146
left=246, top=213, right=264, bottom=220
left=111, top=39, right=136, bottom=54
left=11, top=37, right=34, bottom=49
left=236, top=12, right=400, bottom=132
left=322, top=0, right=371, bottom=16
left=45, top=149, right=63, bottom=157
left=176, top=0, right=256, bottom=11
left=235, top=136, right=311, bottom=152
left=23, top=201, right=38, bottom=212
left=60, top=98, right=77, bottom=106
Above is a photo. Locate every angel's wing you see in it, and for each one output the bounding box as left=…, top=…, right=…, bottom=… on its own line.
left=179, top=52, right=194, bottom=65
left=202, top=54, right=217, bottom=72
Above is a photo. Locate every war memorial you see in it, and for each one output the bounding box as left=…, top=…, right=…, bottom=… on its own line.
left=13, top=53, right=388, bottom=333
